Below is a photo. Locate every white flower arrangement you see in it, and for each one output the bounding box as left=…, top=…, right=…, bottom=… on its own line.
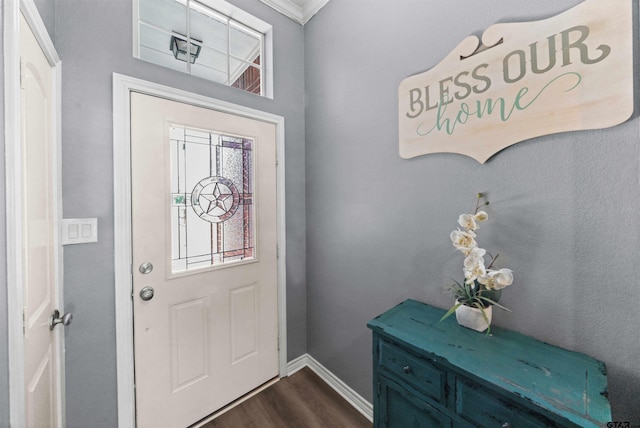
left=441, top=193, right=513, bottom=324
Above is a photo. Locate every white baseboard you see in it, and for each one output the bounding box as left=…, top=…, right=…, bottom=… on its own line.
left=287, top=354, right=374, bottom=422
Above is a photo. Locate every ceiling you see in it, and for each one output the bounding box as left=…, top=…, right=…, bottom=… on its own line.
left=258, top=0, right=330, bottom=25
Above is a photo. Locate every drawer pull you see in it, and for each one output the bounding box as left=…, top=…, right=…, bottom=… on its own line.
left=403, top=365, right=411, bottom=374
left=502, top=423, right=512, bottom=428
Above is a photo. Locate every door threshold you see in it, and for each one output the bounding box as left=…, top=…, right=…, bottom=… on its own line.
left=189, top=376, right=280, bottom=428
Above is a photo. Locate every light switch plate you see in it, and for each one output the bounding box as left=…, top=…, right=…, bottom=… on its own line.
left=62, top=218, right=98, bottom=245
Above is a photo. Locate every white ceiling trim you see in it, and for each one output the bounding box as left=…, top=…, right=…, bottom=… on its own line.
left=259, top=0, right=330, bottom=25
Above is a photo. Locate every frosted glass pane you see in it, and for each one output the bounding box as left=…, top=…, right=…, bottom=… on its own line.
left=170, top=125, right=254, bottom=273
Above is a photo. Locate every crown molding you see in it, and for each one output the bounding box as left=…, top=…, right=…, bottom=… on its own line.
left=259, top=0, right=329, bottom=25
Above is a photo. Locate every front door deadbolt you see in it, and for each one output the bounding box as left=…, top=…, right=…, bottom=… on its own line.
left=139, top=262, right=153, bottom=274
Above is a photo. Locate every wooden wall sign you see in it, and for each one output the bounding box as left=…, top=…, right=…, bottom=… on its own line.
left=398, top=0, right=633, bottom=163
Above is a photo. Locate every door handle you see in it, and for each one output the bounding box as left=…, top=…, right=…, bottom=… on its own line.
left=139, top=286, right=155, bottom=301
left=49, top=309, right=73, bottom=330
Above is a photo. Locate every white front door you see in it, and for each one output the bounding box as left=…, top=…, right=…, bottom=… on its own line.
left=20, top=12, right=64, bottom=428
left=130, top=92, right=279, bottom=428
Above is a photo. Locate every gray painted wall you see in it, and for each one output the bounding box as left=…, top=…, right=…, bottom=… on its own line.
left=305, top=0, right=640, bottom=423
left=53, top=0, right=305, bottom=426
left=0, top=2, right=8, bottom=426
left=3, top=0, right=639, bottom=426
left=33, top=0, right=55, bottom=38
left=1, top=0, right=306, bottom=426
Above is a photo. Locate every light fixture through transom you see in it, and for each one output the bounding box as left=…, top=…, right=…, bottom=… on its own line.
left=170, top=35, right=201, bottom=64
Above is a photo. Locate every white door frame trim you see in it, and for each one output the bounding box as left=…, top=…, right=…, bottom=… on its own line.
left=113, top=73, right=287, bottom=428
left=4, top=0, right=64, bottom=426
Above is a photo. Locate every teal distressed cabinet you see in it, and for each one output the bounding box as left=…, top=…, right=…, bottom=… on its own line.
left=367, top=300, right=611, bottom=427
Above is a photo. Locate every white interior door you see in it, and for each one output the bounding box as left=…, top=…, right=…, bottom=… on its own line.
left=20, top=12, right=63, bottom=428
left=130, top=92, right=279, bottom=428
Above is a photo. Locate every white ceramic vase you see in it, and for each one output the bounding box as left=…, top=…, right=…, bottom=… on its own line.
left=455, top=301, right=492, bottom=332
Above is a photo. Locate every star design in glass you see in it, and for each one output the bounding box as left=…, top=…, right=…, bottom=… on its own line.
left=199, top=183, right=233, bottom=215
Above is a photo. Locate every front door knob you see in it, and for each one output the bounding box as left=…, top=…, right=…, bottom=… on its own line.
left=49, top=309, right=73, bottom=330
left=139, top=286, right=155, bottom=301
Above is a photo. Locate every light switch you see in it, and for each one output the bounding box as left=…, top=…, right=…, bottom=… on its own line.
left=81, top=223, right=92, bottom=238
left=62, top=218, right=98, bottom=245
left=68, top=224, right=79, bottom=239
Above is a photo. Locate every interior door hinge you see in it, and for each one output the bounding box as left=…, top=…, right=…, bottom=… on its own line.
left=130, top=265, right=134, bottom=299
left=20, top=59, right=26, bottom=89
left=276, top=244, right=279, bottom=259
left=23, top=307, right=27, bottom=335
left=377, top=381, right=381, bottom=396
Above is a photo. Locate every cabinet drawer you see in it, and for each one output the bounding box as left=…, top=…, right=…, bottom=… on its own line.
left=379, top=340, right=447, bottom=403
left=378, top=375, right=451, bottom=428
left=456, top=377, right=559, bottom=427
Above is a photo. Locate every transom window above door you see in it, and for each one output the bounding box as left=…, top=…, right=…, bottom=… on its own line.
left=134, top=0, right=272, bottom=97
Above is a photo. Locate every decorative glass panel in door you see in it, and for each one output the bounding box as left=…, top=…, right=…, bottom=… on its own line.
left=170, top=125, right=254, bottom=273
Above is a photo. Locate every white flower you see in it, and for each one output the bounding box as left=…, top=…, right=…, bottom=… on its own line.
left=477, top=273, right=497, bottom=289
left=464, top=247, right=486, bottom=264
left=457, top=211, right=489, bottom=231
left=445, top=196, right=514, bottom=315
left=478, top=268, right=513, bottom=290
left=475, top=211, right=488, bottom=222
left=458, top=213, right=478, bottom=231
left=450, top=229, right=477, bottom=255
left=463, top=253, right=486, bottom=286
left=494, top=268, right=513, bottom=288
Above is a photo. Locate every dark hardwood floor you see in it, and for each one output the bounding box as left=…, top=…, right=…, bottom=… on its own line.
left=201, top=367, right=373, bottom=428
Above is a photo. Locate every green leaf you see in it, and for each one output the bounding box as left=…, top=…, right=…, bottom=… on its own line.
left=478, top=295, right=511, bottom=312
left=439, top=302, right=464, bottom=322
left=471, top=301, right=492, bottom=335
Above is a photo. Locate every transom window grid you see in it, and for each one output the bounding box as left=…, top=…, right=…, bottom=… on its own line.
left=136, top=0, right=265, bottom=96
